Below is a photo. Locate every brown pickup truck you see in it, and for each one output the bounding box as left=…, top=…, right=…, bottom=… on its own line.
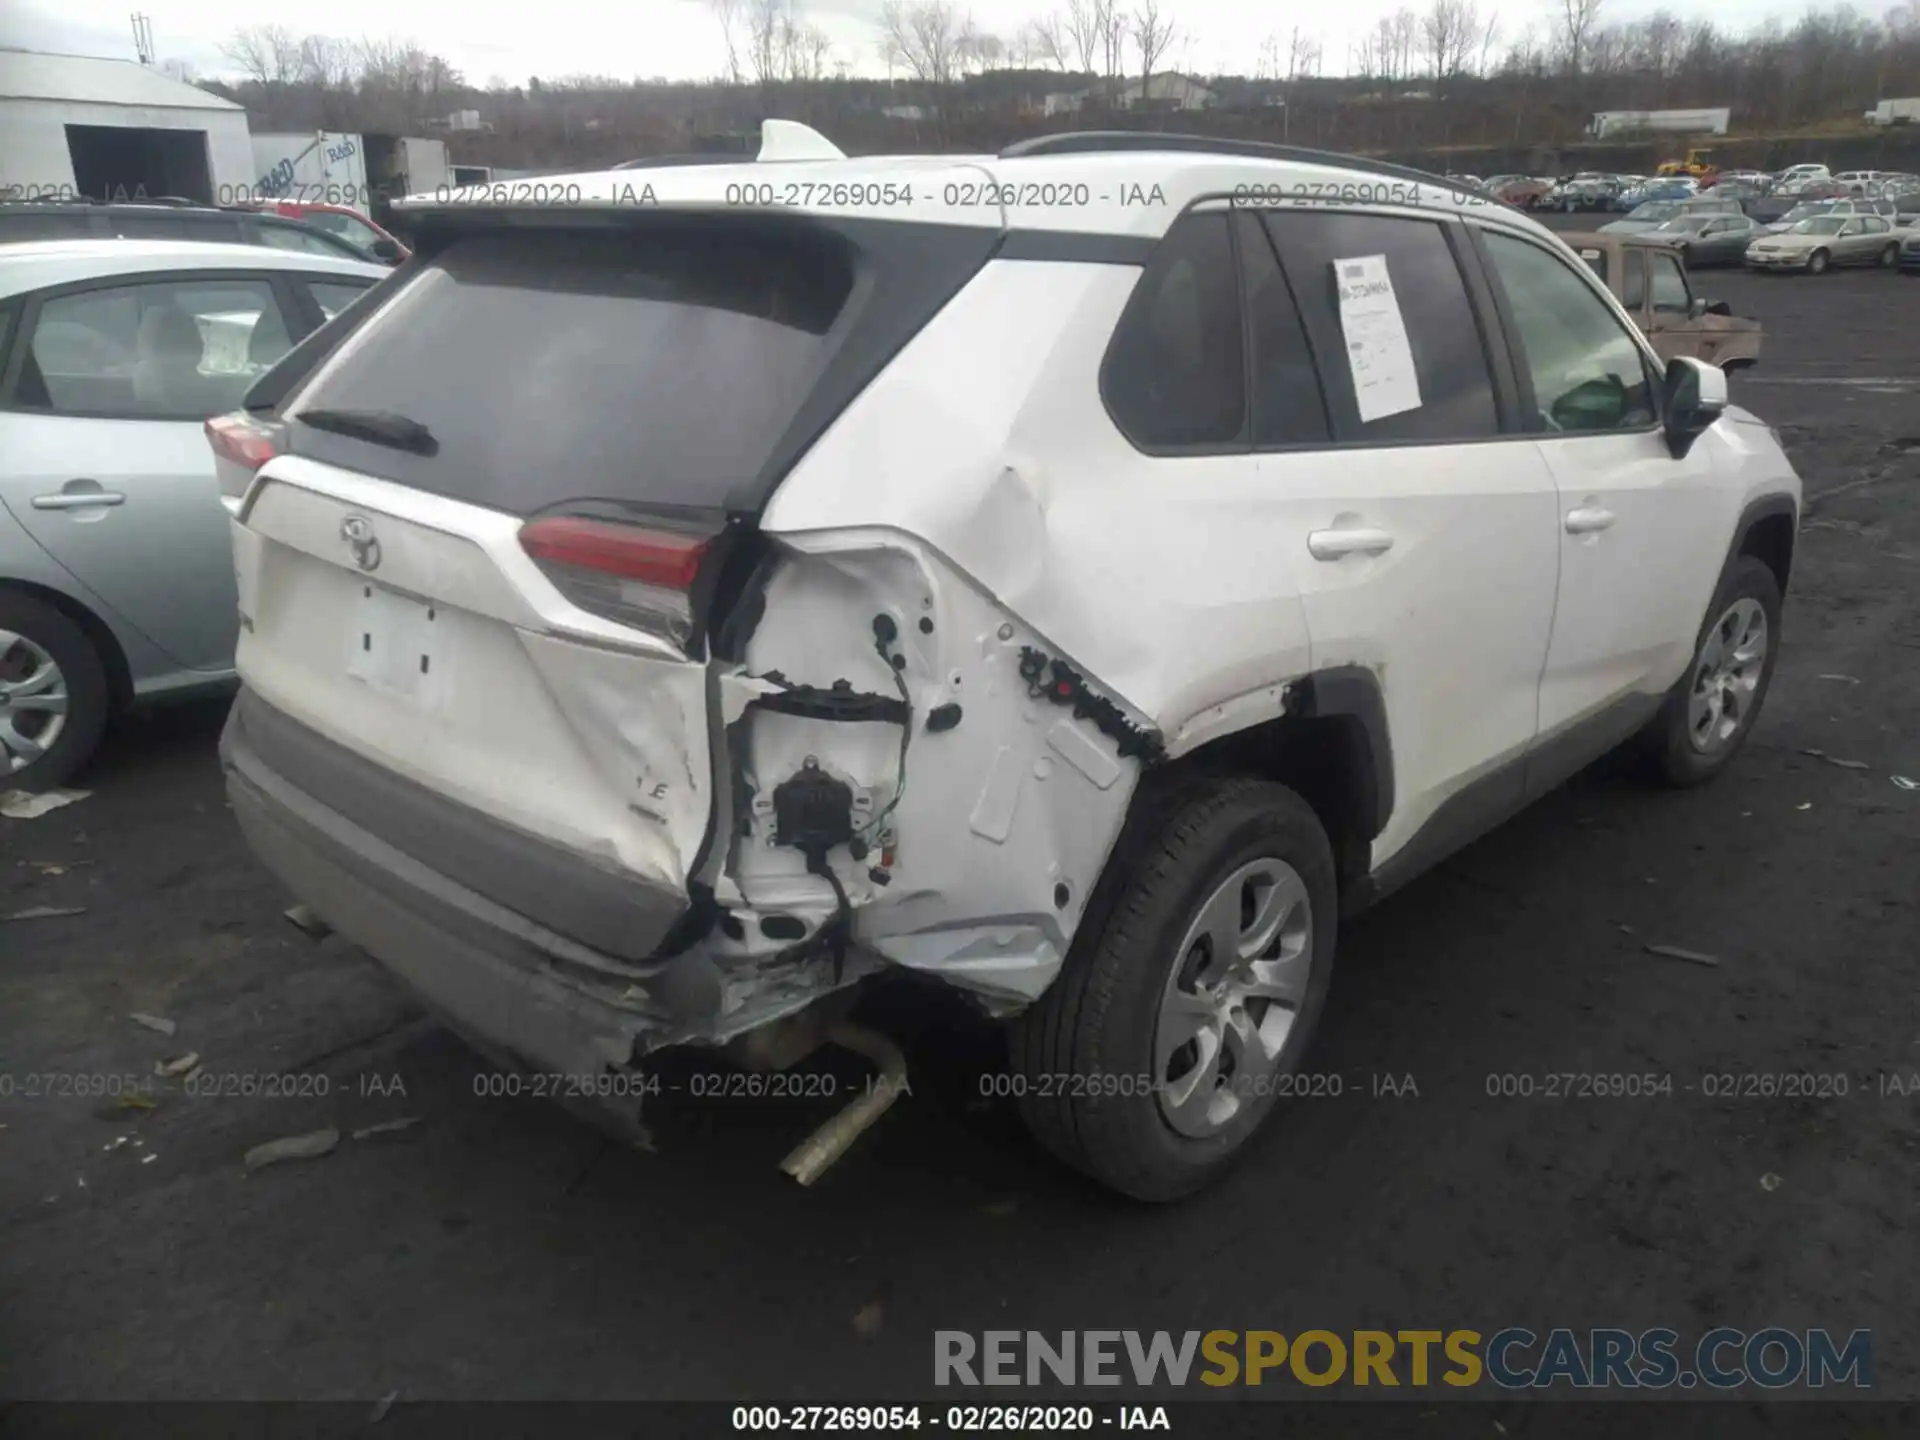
left=1562, top=230, right=1762, bottom=370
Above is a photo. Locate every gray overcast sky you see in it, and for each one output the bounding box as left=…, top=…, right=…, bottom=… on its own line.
left=0, top=0, right=1831, bottom=87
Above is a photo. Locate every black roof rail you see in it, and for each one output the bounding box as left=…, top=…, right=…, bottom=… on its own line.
left=997, top=131, right=1475, bottom=200
left=611, top=154, right=750, bottom=170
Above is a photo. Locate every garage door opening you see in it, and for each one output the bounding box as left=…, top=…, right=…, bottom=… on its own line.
left=66, top=125, right=213, bottom=204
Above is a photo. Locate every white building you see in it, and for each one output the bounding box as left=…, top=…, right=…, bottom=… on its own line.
left=0, top=48, right=255, bottom=204
left=1044, top=75, right=1219, bottom=116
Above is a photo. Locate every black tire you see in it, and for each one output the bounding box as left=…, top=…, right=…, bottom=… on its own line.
left=0, top=591, right=111, bottom=792
left=1880, top=244, right=1899, bottom=269
left=1009, top=777, right=1338, bottom=1202
left=1807, top=249, right=1830, bottom=274
left=1640, top=556, right=1783, bottom=788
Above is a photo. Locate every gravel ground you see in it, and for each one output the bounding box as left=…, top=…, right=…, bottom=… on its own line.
left=2, top=251, right=1917, bottom=1415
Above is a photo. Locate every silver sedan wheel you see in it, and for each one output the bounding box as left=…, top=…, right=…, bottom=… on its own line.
left=1687, top=597, right=1768, bottom=755
left=0, top=629, right=70, bottom=773
left=1154, top=857, right=1315, bottom=1139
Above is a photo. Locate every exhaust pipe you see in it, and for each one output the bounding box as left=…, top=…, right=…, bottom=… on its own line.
left=778, top=1022, right=908, bottom=1186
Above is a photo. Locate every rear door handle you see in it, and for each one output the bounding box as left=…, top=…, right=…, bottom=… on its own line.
left=32, top=491, right=126, bottom=511
left=1564, top=506, right=1616, bottom=535
left=1307, top=528, right=1395, bottom=560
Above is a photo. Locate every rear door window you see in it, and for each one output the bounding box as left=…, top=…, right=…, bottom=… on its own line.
left=1235, top=213, right=1329, bottom=447
left=18, top=276, right=296, bottom=419
left=1620, top=247, right=1646, bottom=308
left=1263, top=211, right=1500, bottom=442
left=285, top=223, right=858, bottom=513
left=1650, top=252, right=1691, bottom=315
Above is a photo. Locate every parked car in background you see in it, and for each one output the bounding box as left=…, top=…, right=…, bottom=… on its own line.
left=1548, top=174, right=1623, bottom=211
left=1563, top=231, right=1762, bottom=370
left=0, top=240, right=387, bottom=788
left=1491, top=175, right=1555, bottom=209
left=0, top=202, right=380, bottom=264
left=1832, top=170, right=1897, bottom=196
left=1601, top=196, right=1741, bottom=235
left=1746, top=214, right=1902, bottom=273
left=1761, top=198, right=1899, bottom=234
left=1899, top=226, right=1920, bottom=274
left=245, top=201, right=408, bottom=264
left=1645, top=212, right=1763, bottom=266
left=1774, top=164, right=1832, bottom=194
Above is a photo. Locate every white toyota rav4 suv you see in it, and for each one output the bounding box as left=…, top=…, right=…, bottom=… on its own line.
left=213, top=127, right=1802, bottom=1201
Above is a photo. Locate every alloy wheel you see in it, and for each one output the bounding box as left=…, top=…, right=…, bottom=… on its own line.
left=1154, top=858, right=1315, bottom=1139
left=0, top=629, right=71, bottom=774
left=1686, top=598, right=1768, bottom=755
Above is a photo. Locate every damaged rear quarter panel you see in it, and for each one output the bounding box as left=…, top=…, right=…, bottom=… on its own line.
left=731, top=533, right=1139, bottom=1004
left=743, top=256, right=1323, bottom=1003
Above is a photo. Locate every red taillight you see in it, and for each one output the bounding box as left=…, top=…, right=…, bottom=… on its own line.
left=518, top=514, right=721, bottom=648
left=519, top=516, right=710, bottom=590
left=205, top=412, right=280, bottom=471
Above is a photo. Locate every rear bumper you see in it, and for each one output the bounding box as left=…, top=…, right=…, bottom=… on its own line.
left=222, top=692, right=730, bottom=1077
left=1745, top=255, right=1808, bottom=270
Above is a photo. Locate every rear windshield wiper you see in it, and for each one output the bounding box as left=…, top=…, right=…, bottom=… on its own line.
left=296, top=407, right=439, bottom=457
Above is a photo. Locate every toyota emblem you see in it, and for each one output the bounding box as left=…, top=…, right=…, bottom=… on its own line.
left=341, top=514, right=382, bottom=572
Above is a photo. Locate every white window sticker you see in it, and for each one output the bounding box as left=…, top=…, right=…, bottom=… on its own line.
left=1333, top=254, right=1423, bottom=423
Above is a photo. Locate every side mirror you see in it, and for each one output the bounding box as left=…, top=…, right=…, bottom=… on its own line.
left=1704, top=299, right=1733, bottom=317
left=1662, top=356, right=1728, bottom=459
left=369, top=237, right=402, bottom=262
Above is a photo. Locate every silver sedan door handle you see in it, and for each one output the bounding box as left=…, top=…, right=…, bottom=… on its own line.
left=32, top=491, right=126, bottom=511
left=1307, top=528, right=1395, bottom=560
left=1565, top=505, right=1616, bottom=535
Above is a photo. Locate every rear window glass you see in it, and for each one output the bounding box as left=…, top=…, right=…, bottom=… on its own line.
left=286, top=225, right=855, bottom=514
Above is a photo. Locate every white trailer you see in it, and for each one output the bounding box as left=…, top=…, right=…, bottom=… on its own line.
left=249, top=131, right=370, bottom=206
left=1589, top=108, right=1732, bottom=139
left=1864, top=97, right=1920, bottom=126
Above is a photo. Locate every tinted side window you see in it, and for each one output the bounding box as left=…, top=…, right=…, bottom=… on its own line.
left=1620, top=248, right=1646, bottom=308
left=307, top=279, right=376, bottom=321
left=1102, top=213, right=1246, bottom=449
left=108, top=212, right=238, bottom=242
left=258, top=222, right=354, bottom=258
left=1650, top=252, right=1690, bottom=314
left=0, top=211, right=93, bottom=242
left=20, top=277, right=293, bottom=419
left=1265, top=211, right=1499, bottom=442
left=1234, top=213, right=1329, bottom=447
left=1479, top=231, right=1657, bottom=434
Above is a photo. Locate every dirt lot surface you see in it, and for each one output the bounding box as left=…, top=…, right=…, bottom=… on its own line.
left=3, top=250, right=1917, bottom=1418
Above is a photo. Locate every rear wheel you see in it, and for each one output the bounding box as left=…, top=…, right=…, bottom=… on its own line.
left=0, top=592, right=110, bottom=792
left=1010, top=778, right=1338, bottom=1202
left=1881, top=243, right=1899, bottom=269
left=1807, top=249, right=1831, bottom=274
left=1640, top=556, right=1782, bottom=788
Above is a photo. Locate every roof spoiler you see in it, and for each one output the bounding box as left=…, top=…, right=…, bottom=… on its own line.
left=758, top=120, right=845, bottom=163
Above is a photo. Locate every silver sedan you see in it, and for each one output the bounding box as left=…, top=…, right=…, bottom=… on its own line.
left=1745, top=215, right=1903, bottom=274
left=1, top=240, right=386, bottom=788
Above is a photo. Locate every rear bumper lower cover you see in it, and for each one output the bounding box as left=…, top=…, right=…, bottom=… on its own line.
left=222, top=691, right=708, bottom=1078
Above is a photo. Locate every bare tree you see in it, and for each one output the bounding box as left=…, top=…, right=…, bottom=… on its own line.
left=1028, top=14, right=1072, bottom=69
left=1557, top=0, right=1603, bottom=74
left=1097, top=0, right=1126, bottom=103
left=745, top=0, right=789, bottom=85
left=1421, top=0, right=1479, bottom=81
left=877, top=0, right=969, bottom=86
left=220, top=25, right=302, bottom=85
left=296, top=34, right=355, bottom=89
left=1062, top=0, right=1104, bottom=76
left=708, top=0, right=745, bottom=84
left=1132, top=0, right=1176, bottom=102
left=1286, top=25, right=1322, bottom=80
left=1476, top=9, right=1502, bottom=74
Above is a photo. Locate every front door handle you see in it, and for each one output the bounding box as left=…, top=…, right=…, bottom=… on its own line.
left=1565, top=505, right=1616, bottom=535
left=1307, top=528, right=1395, bottom=560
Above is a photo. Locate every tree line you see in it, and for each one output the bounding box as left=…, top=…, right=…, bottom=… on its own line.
left=186, top=1, right=1920, bottom=165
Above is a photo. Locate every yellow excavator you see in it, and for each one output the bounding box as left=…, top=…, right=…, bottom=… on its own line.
left=1657, top=147, right=1720, bottom=182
